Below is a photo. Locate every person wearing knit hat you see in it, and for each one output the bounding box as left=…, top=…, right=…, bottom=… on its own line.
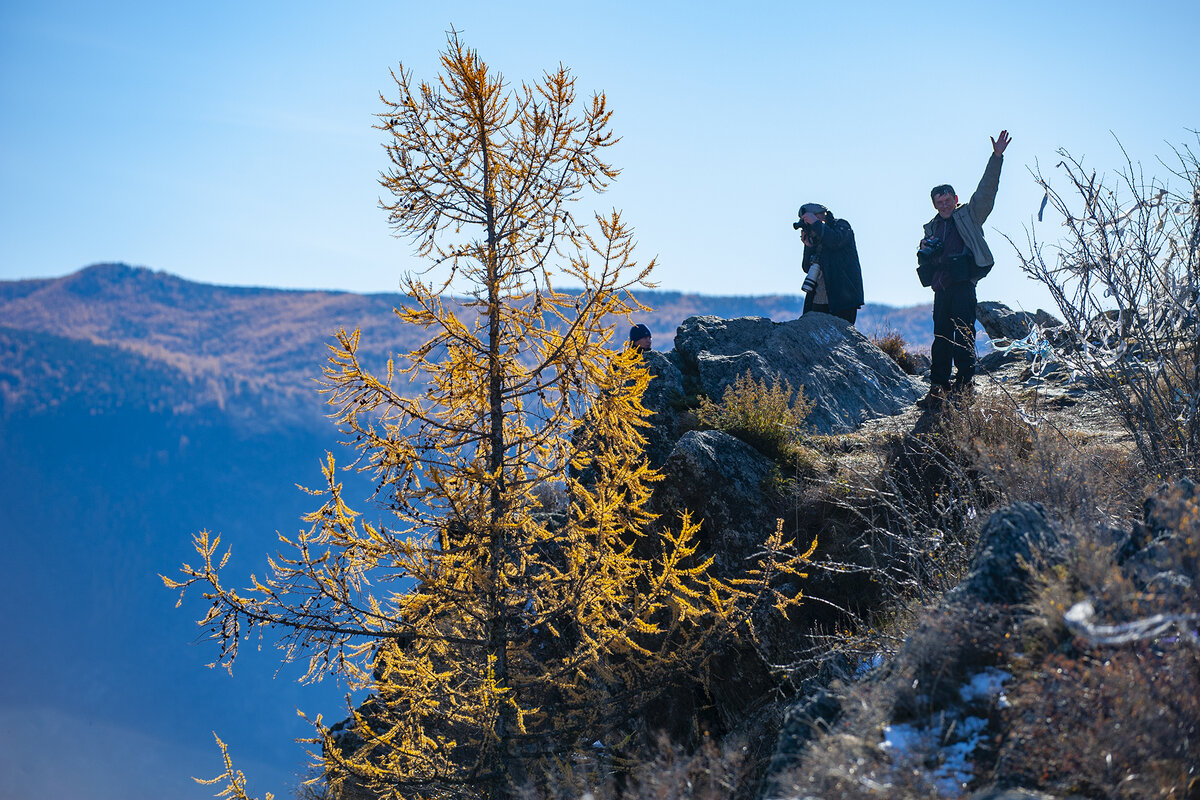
left=629, top=323, right=652, bottom=351
left=794, top=203, right=864, bottom=324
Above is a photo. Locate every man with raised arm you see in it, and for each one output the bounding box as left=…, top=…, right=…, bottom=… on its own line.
left=916, top=130, right=1011, bottom=409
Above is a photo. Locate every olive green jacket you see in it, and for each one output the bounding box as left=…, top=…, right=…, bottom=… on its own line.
left=923, top=152, right=1004, bottom=272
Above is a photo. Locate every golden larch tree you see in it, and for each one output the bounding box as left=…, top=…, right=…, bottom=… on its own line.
left=166, top=31, right=812, bottom=800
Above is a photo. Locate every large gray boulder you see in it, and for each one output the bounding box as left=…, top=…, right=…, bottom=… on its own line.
left=947, top=502, right=1067, bottom=607
left=671, top=314, right=924, bottom=435
left=639, top=349, right=687, bottom=469
left=649, top=429, right=778, bottom=579
left=647, top=428, right=786, bottom=740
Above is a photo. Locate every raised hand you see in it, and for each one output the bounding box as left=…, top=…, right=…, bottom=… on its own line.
left=991, top=130, right=1012, bottom=156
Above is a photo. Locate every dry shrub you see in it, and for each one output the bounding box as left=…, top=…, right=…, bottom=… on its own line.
left=997, top=646, right=1200, bottom=799
left=620, top=735, right=753, bottom=800
left=885, top=605, right=1011, bottom=723
left=939, top=389, right=1145, bottom=524
left=1011, top=135, right=1200, bottom=479
left=998, top=483, right=1200, bottom=799
left=766, top=730, right=927, bottom=800
left=871, top=330, right=923, bottom=375
left=763, top=408, right=995, bottom=667
left=697, top=372, right=816, bottom=470
left=829, top=417, right=995, bottom=608
left=937, top=387, right=1036, bottom=457
left=767, top=606, right=1014, bottom=800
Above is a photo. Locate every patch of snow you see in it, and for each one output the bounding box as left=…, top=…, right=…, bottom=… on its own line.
left=879, top=720, right=931, bottom=757
left=877, top=669, right=1012, bottom=797
left=880, top=721, right=970, bottom=797
left=959, top=667, right=1011, bottom=709
left=935, top=716, right=988, bottom=796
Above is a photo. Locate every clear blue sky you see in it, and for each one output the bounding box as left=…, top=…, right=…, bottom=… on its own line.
left=2, top=0, right=1197, bottom=312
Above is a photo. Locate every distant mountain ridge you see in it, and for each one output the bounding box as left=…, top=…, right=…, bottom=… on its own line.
left=1, top=263, right=933, bottom=431
left=1, top=263, right=425, bottom=430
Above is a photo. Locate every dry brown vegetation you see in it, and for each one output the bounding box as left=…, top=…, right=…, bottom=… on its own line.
left=870, top=329, right=925, bottom=375
left=756, top=387, right=1198, bottom=800
left=1010, top=134, right=1200, bottom=480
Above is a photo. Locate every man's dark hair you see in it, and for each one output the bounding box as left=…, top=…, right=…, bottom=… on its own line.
left=930, top=184, right=956, bottom=201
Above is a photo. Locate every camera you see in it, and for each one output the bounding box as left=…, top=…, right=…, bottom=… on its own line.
left=793, top=203, right=827, bottom=232
left=794, top=219, right=820, bottom=240
left=802, top=262, right=822, bottom=293
left=916, top=236, right=944, bottom=262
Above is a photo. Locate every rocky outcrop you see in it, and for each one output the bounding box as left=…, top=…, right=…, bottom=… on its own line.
left=639, top=349, right=687, bottom=469
left=976, top=301, right=1062, bottom=343
left=637, top=315, right=936, bottom=763
left=648, top=429, right=777, bottom=579
left=946, top=502, right=1068, bottom=607
left=639, top=311, right=926, bottom=573
left=668, top=313, right=925, bottom=435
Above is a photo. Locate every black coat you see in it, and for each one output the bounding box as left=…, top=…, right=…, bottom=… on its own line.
left=801, top=217, right=864, bottom=313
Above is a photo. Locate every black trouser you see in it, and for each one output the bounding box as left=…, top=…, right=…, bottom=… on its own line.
left=802, top=296, right=858, bottom=324
left=930, top=281, right=976, bottom=387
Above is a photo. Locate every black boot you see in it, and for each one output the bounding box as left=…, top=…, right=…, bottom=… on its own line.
left=916, top=383, right=950, bottom=410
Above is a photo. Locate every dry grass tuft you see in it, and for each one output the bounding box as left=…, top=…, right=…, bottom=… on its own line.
left=697, top=372, right=813, bottom=460
left=871, top=330, right=923, bottom=375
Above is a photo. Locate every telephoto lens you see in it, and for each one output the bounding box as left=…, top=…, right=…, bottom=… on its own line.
left=802, top=262, right=821, bottom=293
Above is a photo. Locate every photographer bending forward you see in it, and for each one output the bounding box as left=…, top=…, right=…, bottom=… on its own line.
left=916, top=130, right=1010, bottom=409
left=796, top=203, right=864, bottom=324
